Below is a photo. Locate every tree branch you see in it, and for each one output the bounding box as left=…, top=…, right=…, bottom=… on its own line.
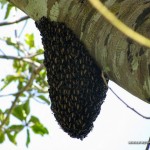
left=0, top=64, right=44, bottom=129
left=0, top=49, right=6, bottom=55
left=101, top=72, right=150, bottom=119
left=33, top=83, right=48, bottom=93
left=0, top=16, right=30, bottom=26
left=145, top=137, right=150, bottom=150
left=88, top=0, right=150, bottom=48
left=0, top=93, right=16, bottom=97
left=0, top=55, right=41, bottom=67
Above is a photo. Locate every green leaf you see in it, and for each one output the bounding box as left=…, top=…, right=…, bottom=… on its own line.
left=29, top=116, right=49, bottom=136
left=5, top=37, right=21, bottom=51
left=13, top=59, right=29, bottom=73
left=6, top=131, right=17, bottom=145
left=13, top=60, right=20, bottom=70
left=37, top=48, right=44, bottom=54
left=6, top=125, right=24, bottom=145
left=23, top=100, right=30, bottom=116
left=5, top=37, right=16, bottom=46
left=0, top=129, right=5, bottom=143
left=12, top=104, right=24, bottom=121
left=12, top=100, right=30, bottom=121
left=12, top=99, right=30, bottom=121
left=0, top=109, right=4, bottom=122
left=1, top=74, right=18, bottom=90
left=38, top=95, right=50, bottom=105
left=8, top=125, right=24, bottom=132
left=31, top=123, right=48, bottom=136
left=26, top=129, right=30, bottom=147
left=4, top=3, right=13, bottom=19
left=4, top=109, right=10, bottom=125
left=25, top=33, right=35, bottom=48
left=21, top=62, right=29, bottom=72
left=39, top=69, right=46, bottom=79
left=17, top=80, right=24, bottom=90
left=29, top=116, right=39, bottom=124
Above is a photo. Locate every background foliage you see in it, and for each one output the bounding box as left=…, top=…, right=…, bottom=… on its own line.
left=0, top=1, right=50, bottom=147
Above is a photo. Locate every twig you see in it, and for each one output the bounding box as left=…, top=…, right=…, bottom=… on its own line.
left=88, top=0, right=150, bottom=48
left=0, top=49, right=6, bottom=55
left=0, top=55, right=23, bottom=60
left=33, top=97, right=46, bottom=104
left=0, top=55, right=41, bottom=67
left=0, top=64, right=44, bottom=129
left=0, top=38, right=26, bottom=55
left=18, top=18, right=28, bottom=38
left=0, top=93, right=17, bottom=97
left=33, top=83, right=48, bottom=93
left=0, top=16, right=30, bottom=26
left=101, top=72, right=150, bottom=119
left=145, top=137, right=150, bottom=150
left=0, top=53, right=43, bottom=59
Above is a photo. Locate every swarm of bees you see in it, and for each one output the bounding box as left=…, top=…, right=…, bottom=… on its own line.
left=36, top=17, right=108, bottom=140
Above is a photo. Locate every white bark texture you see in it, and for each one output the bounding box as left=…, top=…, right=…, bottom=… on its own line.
left=8, top=0, right=150, bottom=103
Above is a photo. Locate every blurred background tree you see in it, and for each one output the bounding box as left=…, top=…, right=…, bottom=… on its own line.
left=0, top=1, right=49, bottom=146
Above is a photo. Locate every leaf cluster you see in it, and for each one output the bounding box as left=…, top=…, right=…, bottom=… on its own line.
left=0, top=2, right=50, bottom=147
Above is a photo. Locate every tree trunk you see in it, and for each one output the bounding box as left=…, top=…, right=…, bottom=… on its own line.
left=8, top=0, right=150, bottom=103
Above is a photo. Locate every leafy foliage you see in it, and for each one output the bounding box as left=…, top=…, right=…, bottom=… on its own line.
left=0, top=2, right=50, bottom=147
left=29, top=116, right=49, bottom=136
left=0, top=129, right=5, bottom=143
left=26, top=129, right=30, bottom=147
left=25, top=33, right=35, bottom=48
left=12, top=100, right=30, bottom=121
left=6, top=125, right=24, bottom=144
left=4, top=3, right=14, bottom=19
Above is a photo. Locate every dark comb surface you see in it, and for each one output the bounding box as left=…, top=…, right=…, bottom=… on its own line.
left=36, top=17, right=108, bottom=140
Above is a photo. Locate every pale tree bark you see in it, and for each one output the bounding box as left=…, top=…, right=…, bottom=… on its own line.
left=7, top=0, right=150, bottom=103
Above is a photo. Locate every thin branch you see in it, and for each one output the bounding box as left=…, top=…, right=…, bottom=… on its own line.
left=0, top=16, right=30, bottom=26
left=0, top=49, right=6, bottom=55
left=33, top=97, right=46, bottom=104
left=18, top=18, right=28, bottom=38
left=88, top=0, right=150, bottom=48
left=0, top=37, right=26, bottom=54
left=33, top=83, right=48, bottom=93
left=0, top=93, right=16, bottom=97
left=101, top=72, right=150, bottom=119
left=145, top=137, right=150, bottom=150
left=0, top=55, right=41, bottom=67
left=0, top=53, right=43, bottom=59
left=0, top=90, right=28, bottom=98
left=0, top=64, right=44, bottom=129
